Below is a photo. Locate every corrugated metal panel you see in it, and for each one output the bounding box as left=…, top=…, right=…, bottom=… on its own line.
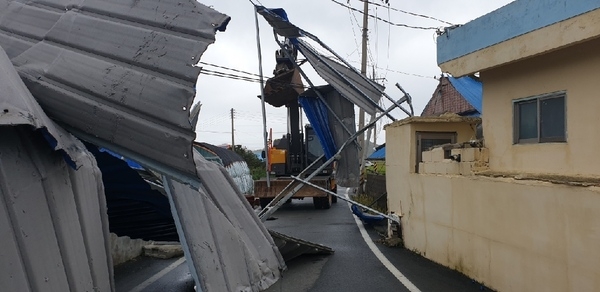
left=448, top=76, right=483, bottom=114
left=1, top=45, right=114, bottom=291
left=163, top=153, right=285, bottom=292
left=0, top=128, right=114, bottom=292
left=296, top=39, right=383, bottom=115
left=0, top=44, right=83, bottom=166
left=0, top=0, right=230, bottom=176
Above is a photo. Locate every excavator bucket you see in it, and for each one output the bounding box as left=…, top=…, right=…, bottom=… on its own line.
left=263, top=67, right=304, bottom=107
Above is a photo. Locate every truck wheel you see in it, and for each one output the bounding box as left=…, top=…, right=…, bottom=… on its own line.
left=332, top=186, right=338, bottom=203
left=313, top=197, right=323, bottom=209
left=322, top=194, right=332, bottom=209
left=260, top=198, right=273, bottom=209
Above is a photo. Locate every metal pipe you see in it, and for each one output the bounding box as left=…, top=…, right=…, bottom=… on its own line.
left=254, top=6, right=271, bottom=187
left=291, top=176, right=398, bottom=223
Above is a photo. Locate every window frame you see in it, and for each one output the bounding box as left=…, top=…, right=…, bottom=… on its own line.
left=513, top=91, right=567, bottom=144
left=415, top=131, right=457, bottom=173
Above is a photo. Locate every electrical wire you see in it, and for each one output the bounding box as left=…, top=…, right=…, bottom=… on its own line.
left=357, top=0, right=455, bottom=25
left=199, top=61, right=262, bottom=77
left=330, top=0, right=439, bottom=30
left=199, top=69, right=310, bottom=89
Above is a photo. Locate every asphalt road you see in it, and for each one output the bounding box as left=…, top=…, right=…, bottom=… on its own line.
left=115, top=187, right=491, bottom=292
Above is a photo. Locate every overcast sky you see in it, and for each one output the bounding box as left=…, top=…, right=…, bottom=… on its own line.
left=194, top=0, right=513, bottom=150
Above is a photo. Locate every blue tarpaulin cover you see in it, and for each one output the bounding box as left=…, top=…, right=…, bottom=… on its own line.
left=448, top=76, right=482, bottom=114
left=368, top=145, right=385, bottom=160
left=299, top=96, right=337, bottom=160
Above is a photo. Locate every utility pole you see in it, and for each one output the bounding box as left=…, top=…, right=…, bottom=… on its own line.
left=230, top=108, right=235, bottom=152
left=358, top=0, right=368, bottom=163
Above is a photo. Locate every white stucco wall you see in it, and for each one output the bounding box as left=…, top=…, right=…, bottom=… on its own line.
left=387, top=121, right=600, bottom=292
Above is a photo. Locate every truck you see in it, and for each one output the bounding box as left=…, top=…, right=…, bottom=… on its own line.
left=254, top=42, right=337, bottom=209
left=254, top=124, right=337, bottom=210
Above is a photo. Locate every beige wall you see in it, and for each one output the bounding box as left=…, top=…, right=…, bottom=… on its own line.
left=481, top=37, right=600, bottom=176
left=386, top=123, right=600, bottom=292
left=385, top=117, right=478, bottom=174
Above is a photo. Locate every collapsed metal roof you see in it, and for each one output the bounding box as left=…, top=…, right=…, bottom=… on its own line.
left=0, top=45, right=114, bottom=292
left=1, top=1, right=291, bottom=291
left=0, top=0, right=230, bottom=176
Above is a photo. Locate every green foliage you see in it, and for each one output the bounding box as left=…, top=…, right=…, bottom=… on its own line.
left=365, top=161, right=386, bottom=175
left=350, top=193, right=387, bottom=214
left=234, top=145, right=267, bottom=180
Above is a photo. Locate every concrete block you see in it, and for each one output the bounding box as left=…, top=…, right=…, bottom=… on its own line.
left=451, top=148, right=462, bottom=157
left=445, top=161, right=460, bottom=175
left=110, top=233, right=152, bottom=266
left=424, top=162, right=436, bottom=174
left=422, top=150, right=433, bottom=162
left=460, top=162, right=475, bottom=175
left=480, top=148, right=489, bottom=163
left=143, top=244, right=184, bottom=259
left=431, top=147, right=445, bottom=162
left=461, top=148, right=490, bottom=162
left=418, top=162, right=425, bottom=173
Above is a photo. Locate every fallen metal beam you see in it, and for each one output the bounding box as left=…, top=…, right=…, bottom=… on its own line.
left=291, top=176, right=398, bottom=223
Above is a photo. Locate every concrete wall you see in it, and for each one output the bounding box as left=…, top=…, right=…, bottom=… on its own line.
left=385, top=116, right=478, bottom=175
left=481, top=37, right=600, bottom=176
left=387, top=121, right=600, bottom=292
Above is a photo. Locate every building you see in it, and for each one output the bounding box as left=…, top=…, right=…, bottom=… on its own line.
left=421, top=75, right=482, bottom=117
left=386, top=1, right=600, bottom=291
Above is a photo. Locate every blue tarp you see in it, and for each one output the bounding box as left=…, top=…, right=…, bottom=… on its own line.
left=298, top=96, right=337, bottom=159
left=448, top=76, right=482, bottom=114
left=368, top=146, right=385, bottom=160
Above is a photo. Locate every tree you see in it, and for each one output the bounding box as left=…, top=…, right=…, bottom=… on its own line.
left=234, top=145, right=266, bottom=180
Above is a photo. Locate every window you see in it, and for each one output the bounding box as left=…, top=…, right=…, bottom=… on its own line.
left=513, top=91, right=566, bottom=144
left=416, top=132, right=457, bottom=172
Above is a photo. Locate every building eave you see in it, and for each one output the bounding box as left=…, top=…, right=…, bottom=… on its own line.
left=437, top=1, right=600, bottom=77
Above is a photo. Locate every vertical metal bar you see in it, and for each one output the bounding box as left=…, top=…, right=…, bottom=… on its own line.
left=358, top=0, right=368, bottom=170
left=255, top=6, right=270, bottom=187
left=162, top=176, right=203, bottom=292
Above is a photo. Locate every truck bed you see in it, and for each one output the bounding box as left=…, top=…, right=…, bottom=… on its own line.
left=254, top=176, right=330, bottom=198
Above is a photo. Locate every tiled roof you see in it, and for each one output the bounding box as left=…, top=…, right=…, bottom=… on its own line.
left=421, top=76, right=480, bottom=117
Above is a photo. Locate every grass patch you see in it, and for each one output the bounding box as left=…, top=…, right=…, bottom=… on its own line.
left=350, top=193, right=387, bottom=214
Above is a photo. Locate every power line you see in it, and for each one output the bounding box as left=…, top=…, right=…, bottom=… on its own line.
left=199, top=61, right=262, bottom=77
left=330, top=0, right=439, bottom=30
left=356, top=0, right=455, bottom=25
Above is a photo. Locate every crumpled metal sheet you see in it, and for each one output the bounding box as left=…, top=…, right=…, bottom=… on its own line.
left=0, top=0, right=230, bottom=176
left=163, top=153, right=285, bottom=292
left=0, top=45, right=84, bottom=166
left=0, top=46, right=113, bottom=291
left=297, top=39, right=383, bottom=115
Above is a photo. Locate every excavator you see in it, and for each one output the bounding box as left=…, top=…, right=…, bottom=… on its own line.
left=254, top=42, right=337, bottom=209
